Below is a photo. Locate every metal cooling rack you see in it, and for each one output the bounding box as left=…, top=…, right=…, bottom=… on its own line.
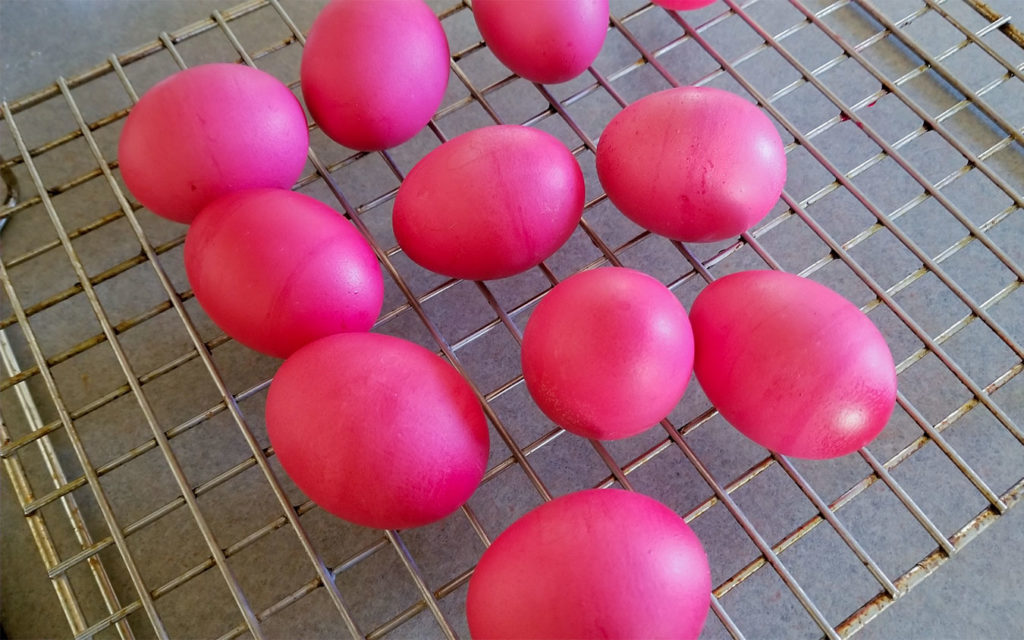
left=2, top=0, right=1023, bottom=638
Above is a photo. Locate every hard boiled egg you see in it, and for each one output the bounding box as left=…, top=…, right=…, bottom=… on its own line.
left=472, top=0, right=609, bottom=84
left=521, top=267, right=694, bottom=440
left=300, top=0, right=450, bottom=150
left=266, top=332, right=489, bottom=529
left=393, top=125, right=584, bottom=280
left=118, top=63, right=309, bottom=224
left=467, top=489, right=711, bottom=639
left=653, top=0, right=717, bottom=10
left=184, top=188, right=383, bottom=359
left=597, top=86, right=786, bottom=243
left=690, top=270, right=897, bottom=459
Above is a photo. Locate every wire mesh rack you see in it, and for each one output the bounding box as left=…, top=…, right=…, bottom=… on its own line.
left=1, top=0, right=1023, bottom=638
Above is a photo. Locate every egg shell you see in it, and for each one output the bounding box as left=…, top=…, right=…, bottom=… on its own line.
left=596, top=86, right=786, bottom=243
left=393, top=125, right=584, bottom=281
left=300, top=0, right=449, bottom=151
left=521, top=267, right=694, bottom=440
left=467, top=488, right=711, bottom=639
left=117, top=63, right=309, bottom=224
left=265, top=332, right=489, bottom=529
left=472, top=0, right=609, bottom=84
left=652, top=0, right=717, bottom=10
left=690, top=270, right=897, bottom=459
left=184, top=189, right=383, bottom=359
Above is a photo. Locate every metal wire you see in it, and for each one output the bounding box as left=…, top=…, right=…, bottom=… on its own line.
left=1, top=0, right=1022, bottom=638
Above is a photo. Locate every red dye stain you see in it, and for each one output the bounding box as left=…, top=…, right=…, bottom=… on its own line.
left=839, top=98, right=879, bottom=129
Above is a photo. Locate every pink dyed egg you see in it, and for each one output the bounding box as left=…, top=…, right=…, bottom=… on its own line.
left=472, top=0, right=609, bottom=84
left=521, top=267, right=694, bottom=440
left=266, top=332, right=489, bottom=529
left=393, top=125, right=584, bottom=280
left=596, top=86, right=786, bottom=243
left=118, top=63, right=309, bottom=224
left=300, top=0, right=450, bottom=150
left=653, top=0, right=717, bottom=10
left=467, top=489, right=711, bottom=639
left=690, top=270, right=897, bottom=459
left=184, top=189, right=383, bottom=359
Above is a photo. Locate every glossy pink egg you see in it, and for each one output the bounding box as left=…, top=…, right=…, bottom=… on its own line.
left=184, top=189, right=383, bottom=359
left=300, top=0, right=450, bottom=151
left=596, top=86, right=786, bottom=243
left=266, top=332, right=489, bottom=529
left=393, top=125, right=584, bottom=280
left=472, top=0, right=609, bottom=84
left=467, top=489, right=711, bottom=639
left=521, top=267, right=694, bottom=440
left=690, top=270, right=897, bottom=459
left=118, top=63, right=309, bottom=224
left=653, top=0, right=717, bottom=10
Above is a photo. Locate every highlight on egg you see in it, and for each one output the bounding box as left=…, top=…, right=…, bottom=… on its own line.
left=472, top=0, right=610, bottom=84
left=184, top=188, right=383, bottom=359
left=300, top=0, right=450, bottom=151
left=266, top=332, right=490, bottom=530
left=689, top=270, right=897, bottom=459
left=521, top=267, right=694, bottom=440
left=467, top=489, right=712, bottom=639
left=393, top=124, right=584, bottom=281
left=118, top=63, right=309, bottom=224
left=596, top=86, right=787, bottom=243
